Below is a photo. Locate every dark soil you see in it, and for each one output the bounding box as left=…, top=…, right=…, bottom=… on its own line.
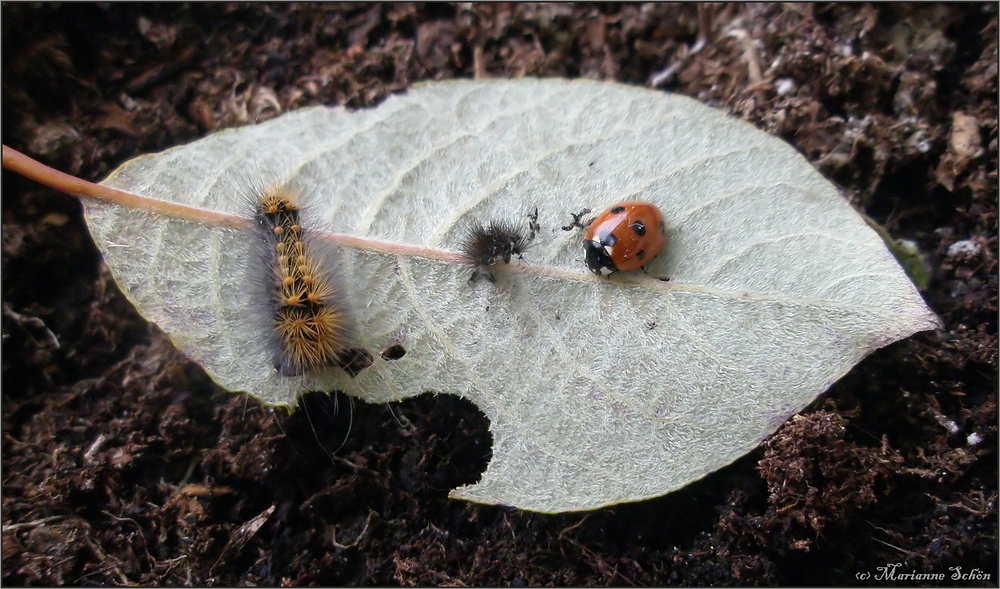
left=2, top=3, right=996, bottom=586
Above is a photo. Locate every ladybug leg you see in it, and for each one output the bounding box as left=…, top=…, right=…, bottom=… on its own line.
left=561, top=208, right=593, bottom=231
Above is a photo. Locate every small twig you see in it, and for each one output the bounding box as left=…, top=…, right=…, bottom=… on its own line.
left=693, top=4, right=715, bottom=53
left=649, top=61, right=685, bottom=88
left=80, top=535, right=132, bottom=586
left=2, top=145, right=248, bottom=230
left=650, top=5, right=714, bottom=87
left=556, top=514, right=590, bottom=540
left=209, top=504, right=276, bottom=575
left=83, top=433, right=108, bottom=465
left=1, top=515, right=69, bottom=533
left=473, top=45, right=487, bottom=80
left=870, top=535, right=919, bottom=557
left=2, top=303, right=60, bottom=351
left=331, top=511, right=374, bottom=549
left=333, top=454, right=379, bottom=476
left=727, top=28, right=764, bottom=88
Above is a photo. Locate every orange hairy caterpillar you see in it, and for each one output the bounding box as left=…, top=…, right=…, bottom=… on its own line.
left=250, top=184, right=350, bottom=376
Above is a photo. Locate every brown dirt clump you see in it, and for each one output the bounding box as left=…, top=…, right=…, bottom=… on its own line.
left=3, top=3, right=996, bottom=585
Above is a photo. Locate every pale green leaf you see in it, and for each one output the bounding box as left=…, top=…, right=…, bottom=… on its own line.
left=87, top=79, right=941, bottom=513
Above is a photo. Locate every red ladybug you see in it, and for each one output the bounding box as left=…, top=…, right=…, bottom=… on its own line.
left=583, top=201, right=666, bottom=275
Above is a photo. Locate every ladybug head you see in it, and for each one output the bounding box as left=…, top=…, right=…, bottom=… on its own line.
left=584, top=240, right=617, bottom=276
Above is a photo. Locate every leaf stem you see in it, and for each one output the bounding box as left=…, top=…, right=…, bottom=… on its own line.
left=2, top=145, right=250, bottom=230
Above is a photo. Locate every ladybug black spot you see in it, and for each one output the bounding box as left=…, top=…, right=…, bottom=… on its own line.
left=637, top=249, right=646, bottom=260
left=631, top=220, right=646, bottom=236
left=610, top=205, right=625, bottom=214
left=602, top=232, right=618, bottom=247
